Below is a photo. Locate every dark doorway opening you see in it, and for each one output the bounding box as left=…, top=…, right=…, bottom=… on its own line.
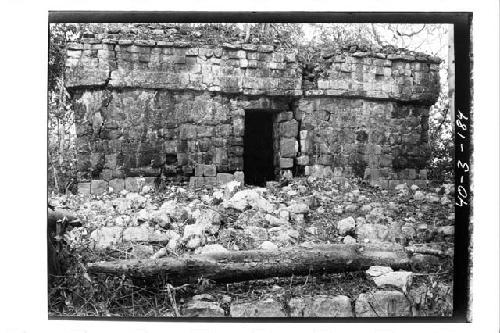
left=244, top=111, right=275, bottom=186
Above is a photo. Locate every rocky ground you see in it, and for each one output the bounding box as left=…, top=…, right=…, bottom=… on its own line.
left=48, top=177, right=454, bottom=318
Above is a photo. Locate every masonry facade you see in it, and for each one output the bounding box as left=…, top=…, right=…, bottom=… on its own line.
left=65, top=26, right=441, bottom=194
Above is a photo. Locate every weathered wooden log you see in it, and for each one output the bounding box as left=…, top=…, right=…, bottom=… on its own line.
left=87, top=243, right=419, bottom=284
left=47, top=207, right=80, bottom=278
left=48, top=208, right=80, bottom=235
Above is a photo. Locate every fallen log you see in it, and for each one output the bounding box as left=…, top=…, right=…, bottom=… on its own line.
left=87, top=243, right=423, bottom=284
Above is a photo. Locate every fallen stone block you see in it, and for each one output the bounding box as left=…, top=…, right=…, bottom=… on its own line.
left=337, top=216, right=356, bottom=236
left=289, top=295, right=353, bottom=317
left=356, top=223, right=390, bottom=243
left=183, top=299, right=225, bottom=317
left=355, top=290, right=411, bottom=317
left=122, top=226, right=151, bottom=242
left=231, top=298, right=285, bottom=317
left=371, top=270, right=413, bottom=290
left=90, top=227, right=123, bottom=249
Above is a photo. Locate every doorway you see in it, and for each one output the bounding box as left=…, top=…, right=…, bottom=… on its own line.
left=244, top=111, right=275, bottom=186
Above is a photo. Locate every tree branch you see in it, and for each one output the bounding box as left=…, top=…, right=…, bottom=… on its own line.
left=395, top=24, right=426, bottom=38
left=370, top=24, right=384, bottom=47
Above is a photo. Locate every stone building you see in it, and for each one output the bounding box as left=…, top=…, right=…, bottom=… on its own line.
left=64, top=25, right=441, bottom=194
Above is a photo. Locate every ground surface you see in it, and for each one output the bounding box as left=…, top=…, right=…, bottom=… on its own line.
left=48, top=176, right=454, bottom=318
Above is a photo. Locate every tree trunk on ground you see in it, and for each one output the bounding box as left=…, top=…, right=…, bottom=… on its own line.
left=86, top=244, right=431, bottom=284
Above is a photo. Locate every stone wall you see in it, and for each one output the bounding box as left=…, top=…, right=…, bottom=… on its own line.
left=65, top=37, right=301, bottom=95
left=65, top=26, right=441, bottom=192
left=294, top=98, right=431, bottom=188
left=292, top=48, right=440, bottom=187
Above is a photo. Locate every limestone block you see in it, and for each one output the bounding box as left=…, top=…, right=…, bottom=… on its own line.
left=317, top=79, right=330, bottom=89
left=276, top=111, right=294, bottom=123
left=216, top=173, right=234, bottom=186
left=229, top=157, right=244, bottom=170
left=91, top=180, right=108, bottom=195
left=355, top=291, right=411, bottom=317
left=122, top=227, right=150, bottom=242
left=204, top=177, right=217, bottom=186
left=242, top=44, right=258, bottom=51
left=90, top=227, right=123, bottom=249
left=215, top=124, right=232, bottom=137
left=280, top=138, right=297, bottom=158
left=229, top=146, right=244, bottom=156
left=318, top=154, right=333, bottom=165
left=189, top=177, right=204, bottom=188
left=203, top=164, right=217, bottom=177
left=356, top=223, right=390, bottom=243
left=269, top=62, right=286, bottom=70
left=183, top=300, right=225, bottom=317
left=100, top=169, right=113, bottom=181
left=78, top=182, right=91, bottom=195
left=240, top=59, right=249, bottom=68
left=289, top=295, right=353, bottom=317
left=67, top=50, right=82, bottom=58
left=177, top=153, right=188, bottom=166
left=279, top=119, right=299, bottom=138
left=258, top=45, right=274, bottom=53
left=247, top=52, right=259, bottom=60
left=333, top=167, right=343, bottom=177
left=296, top=155, right=309, bottom=166
left=279, top=158, right=294, bottom=169
left=232, top=117, right=244, bottom=136
left=125, top=177, right=141, bottom=192
left=337, top=216, right=356, bottom=236
left=231, top=298, right=285, bottom=317
left=196, top=126, right=214, bottom=138
left=308, top=165, right=334, bottom=178
left=179, top=124, right=197, bottom=139
left=371, top=270, right=413, bottom=290
left=194, top=164, right=204, bottom=177
left=67, top=42, right=84, bottom=50
left=214, top=148, right=228, bottom=164
left=109, top=178, right=125, bottom=192
left=247, top=59, right=258, bottom=68
left=234, top=171, right=245, bottom=184
left=285, top=52, right=296, bottom=62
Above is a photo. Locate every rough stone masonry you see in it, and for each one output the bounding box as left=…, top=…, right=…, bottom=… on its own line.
left=64, top=25, right=441, bottom=194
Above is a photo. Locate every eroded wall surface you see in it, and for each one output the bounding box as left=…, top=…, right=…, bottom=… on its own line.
left=65, top=27, right=441, bottom=192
